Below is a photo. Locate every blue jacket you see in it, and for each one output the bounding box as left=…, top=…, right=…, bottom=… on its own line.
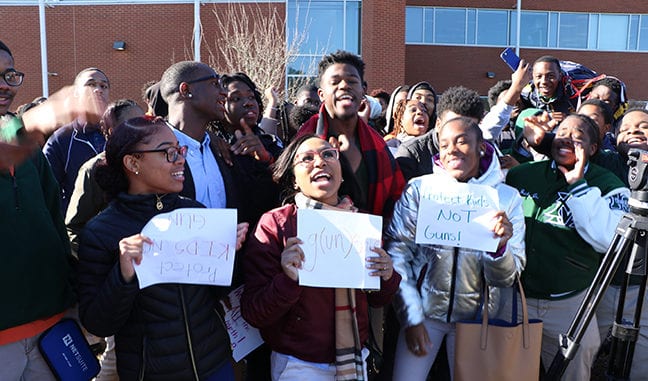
left=43, top=119, right=105, bottom=214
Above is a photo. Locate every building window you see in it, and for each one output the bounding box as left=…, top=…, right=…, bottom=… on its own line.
left=406, top=6, right=648, bottom=52
left=287, top=0, right=362, bottom=85
left=406, top=7, right=424, bottom=43
left=598, top=14, right=630, bottom=51
left=558, top=13, right=588, bottom=49
left=476, top=10, right=508, bottom=46
left=435, top=8, right=466, bottom=44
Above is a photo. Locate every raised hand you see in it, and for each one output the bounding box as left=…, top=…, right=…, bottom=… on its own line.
left=523, top=111, right=553, bottom=146
left=231, top=118, right=272, bottom=163
left=558, top=142, right=587, bottom=184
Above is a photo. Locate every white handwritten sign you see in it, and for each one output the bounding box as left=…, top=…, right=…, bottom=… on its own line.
left=220, top=286, right=264, bottom=362
left=297, top=209, right=382, bottom=289
left=415, top=180, right=499, bottom=252
left=136, top=208, right=237, bottom=289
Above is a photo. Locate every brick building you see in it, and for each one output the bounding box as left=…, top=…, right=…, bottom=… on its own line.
left=0, top=0, right=647, bottom=111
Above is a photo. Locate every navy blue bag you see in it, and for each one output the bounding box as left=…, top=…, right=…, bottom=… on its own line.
left=38, top=319, right=101, bottom=381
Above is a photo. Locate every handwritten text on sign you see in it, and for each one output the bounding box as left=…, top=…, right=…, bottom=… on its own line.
left=221, top=286, right=264, bottom=362
left=297, top=209, right=382, bottom=289
left=415, top=181, right=499, bottom=252
left=136, top=208, right=237, bottom=289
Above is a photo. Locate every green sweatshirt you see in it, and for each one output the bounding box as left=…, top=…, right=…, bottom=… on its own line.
left=0, top=148, right=76, bottom=330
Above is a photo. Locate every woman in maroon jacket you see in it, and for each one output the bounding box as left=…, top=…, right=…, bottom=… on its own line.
left=241, top=134, right=401, bottom=381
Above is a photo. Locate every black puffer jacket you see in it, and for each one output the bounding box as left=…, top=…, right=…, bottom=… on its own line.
left=78, top=193, right=231, bottom=381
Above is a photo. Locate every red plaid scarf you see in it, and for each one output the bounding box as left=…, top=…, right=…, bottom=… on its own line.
left=297, top=106, right=405, bottom=219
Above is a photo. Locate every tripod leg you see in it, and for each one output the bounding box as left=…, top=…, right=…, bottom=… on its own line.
left=607, top=231, right=648, bottom=380
left=546, top=220, right=636, bottom=381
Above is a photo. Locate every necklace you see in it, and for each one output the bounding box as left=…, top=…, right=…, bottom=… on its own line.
left=155, top=194, right=167, bottom=211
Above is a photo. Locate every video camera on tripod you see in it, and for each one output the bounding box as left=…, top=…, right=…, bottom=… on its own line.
left=547, top=148, right=648, bottom=380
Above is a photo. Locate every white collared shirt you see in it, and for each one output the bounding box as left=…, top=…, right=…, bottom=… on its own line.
left=173, top=128, right=227, bottom=209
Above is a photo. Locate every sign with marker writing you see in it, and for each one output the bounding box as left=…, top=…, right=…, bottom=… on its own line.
left=136, top=208, right=237, bottom=289
left=415, top=181, right=499, bottom=252
left=220, top=286, right=264, bottom=362
left=297, top=209, right=382, bottom=289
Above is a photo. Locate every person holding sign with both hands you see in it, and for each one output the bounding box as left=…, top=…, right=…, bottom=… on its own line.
left=385, top=117, right=526, bottom=380
left=241, top=134, right=401, bottom=381
left=77, top=116, right=249, bottom=381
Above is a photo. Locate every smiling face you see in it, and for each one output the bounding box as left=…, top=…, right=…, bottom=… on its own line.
left=126, top=125, right=186, bottom=195
left=318, top=63, right=364, bottom=121
left=293, top=137, right=342, bottom=205
left=532, top=61, right=561, bottom=98
left=400, top=100, right=429, bottom=137
left=551, top=115, right=597, bottom=169
left=0, top=50, right=17, bottom=115
left=438, top=119, right=484, bottom=182
left=617, top=110, right=648, bottom=156
left=225, top=80, right=259, bottom=129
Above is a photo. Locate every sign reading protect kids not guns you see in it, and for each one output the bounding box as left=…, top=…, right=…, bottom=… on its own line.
left=136, top=208, right=237, bottom=289
left=415, top=180, right=500, bottom=252
left=297, top=208, right=383, bottom=290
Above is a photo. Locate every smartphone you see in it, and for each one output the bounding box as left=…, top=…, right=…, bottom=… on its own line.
left=500, top=48, right=521, bottom=71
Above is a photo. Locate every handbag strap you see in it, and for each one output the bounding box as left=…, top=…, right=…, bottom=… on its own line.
left=479, top=276, right=531, bottom=350
left=517, top=276, right=532, bottom=349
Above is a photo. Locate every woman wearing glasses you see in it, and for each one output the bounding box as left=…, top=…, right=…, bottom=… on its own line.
left=77, top=116, right=248, bottom=381
left=241, top=134, right=401, bottom=380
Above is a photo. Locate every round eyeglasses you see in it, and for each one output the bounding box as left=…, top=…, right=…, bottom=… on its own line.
left=0, top=69, right=24, bottom=87
left=293, top=148, right=339, bottom=167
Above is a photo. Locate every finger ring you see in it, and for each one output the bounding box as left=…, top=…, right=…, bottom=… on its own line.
left=413, top=345, right=420, bottom=352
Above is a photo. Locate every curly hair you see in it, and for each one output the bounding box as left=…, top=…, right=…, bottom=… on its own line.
left=289, top=104, right=319, bottom=132
left=317, top=50, right=365, bottom=86
left=94, top=116, right=168, bottom=198
left=437, top=86, right=484, bottom=122
left=487, top=80, right=512, bottom=108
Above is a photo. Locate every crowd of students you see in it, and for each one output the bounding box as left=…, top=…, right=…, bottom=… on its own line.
left=1, top=36, right=646, bottom=381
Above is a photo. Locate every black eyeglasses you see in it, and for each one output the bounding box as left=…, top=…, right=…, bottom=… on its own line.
left=0, top=69, right=24, bottom=87
left=130, top=145, right=188, bottom=163
left=185, top=74, right=222, bottom=86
